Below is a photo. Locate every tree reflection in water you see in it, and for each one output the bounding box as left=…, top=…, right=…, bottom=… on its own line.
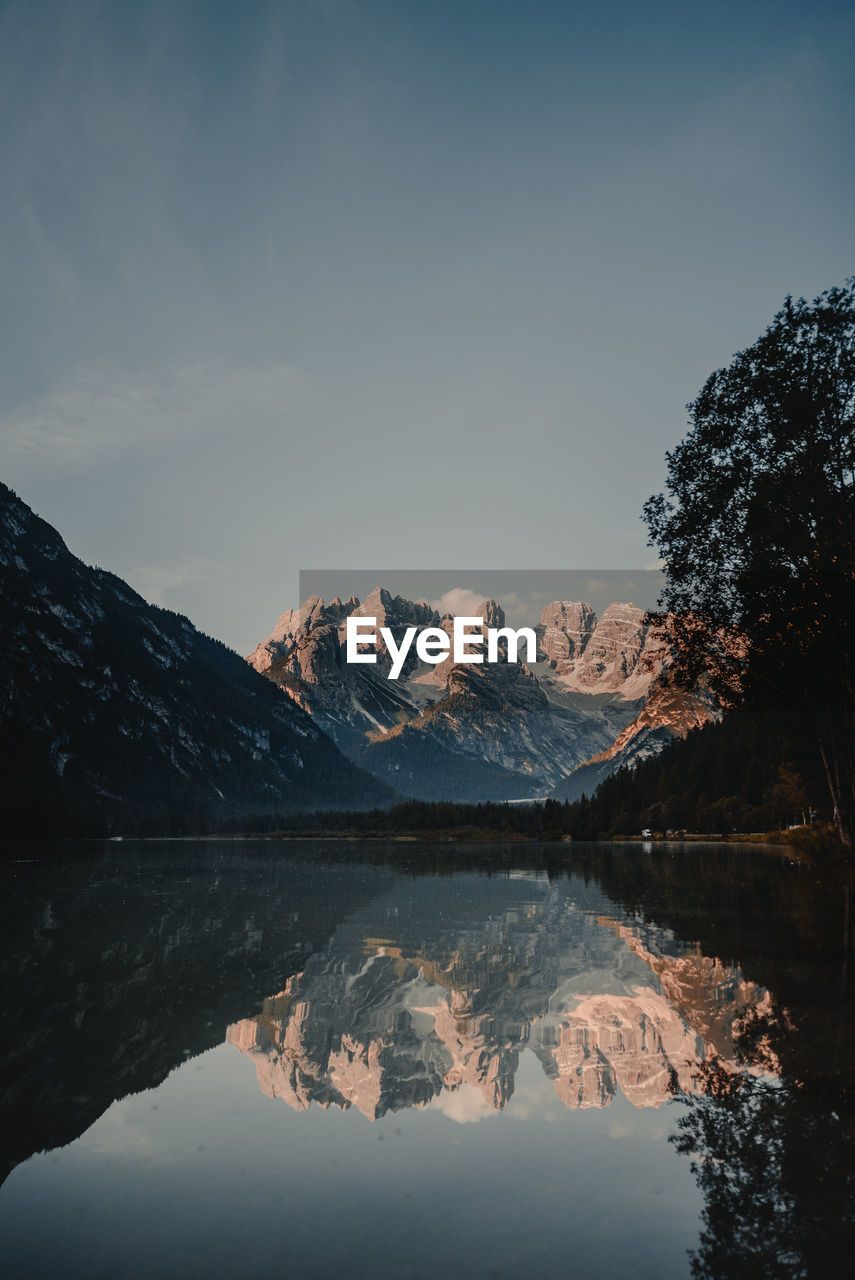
left=671, top=1006, right=855, bottom=1278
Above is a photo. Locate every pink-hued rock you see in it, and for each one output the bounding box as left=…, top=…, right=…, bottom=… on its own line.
left=541, top=601, right=665, bottom=697
left=226, top=900, right=771, bottom=1121
left=540, top=601, right=597, bottom=668
left=246, top=588, right=710, bottom=802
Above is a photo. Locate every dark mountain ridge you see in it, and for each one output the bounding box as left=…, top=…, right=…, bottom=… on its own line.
left=0, top=484, right=394, bottom=835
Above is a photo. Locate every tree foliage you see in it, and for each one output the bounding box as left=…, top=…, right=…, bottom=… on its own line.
left=643, top=280, right=855, bottom=851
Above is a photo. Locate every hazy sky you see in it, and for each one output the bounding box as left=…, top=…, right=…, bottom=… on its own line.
left=1, top=0, right=853, bottom=652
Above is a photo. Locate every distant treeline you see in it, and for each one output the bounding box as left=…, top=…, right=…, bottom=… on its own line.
left=234, top=708, right=831, bottom=842
left=564, top=708, right=828, bottom=839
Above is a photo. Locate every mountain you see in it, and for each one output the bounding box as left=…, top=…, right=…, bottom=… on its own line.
left=549, top=675, right=718, bottom=803
left=538, top=598, right=665, bottom=696
left=249, top=587, right=447, bottom=757
left=248, top=589, right=699, bottom=803
left=0, top=484, right=394, bottom=834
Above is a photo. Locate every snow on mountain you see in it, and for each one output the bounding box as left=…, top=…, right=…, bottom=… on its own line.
left=248, top=588, right=706, bottom=803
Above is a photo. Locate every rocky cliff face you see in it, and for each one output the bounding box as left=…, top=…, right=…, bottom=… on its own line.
left=539, top=600, right=665, bottom=696
left=249, top=587, right=442, bottom=685
left=364, top=657, right=638, bottom=800
left=248, top=590, right=674, bottom=802
left=540, top=601, right=597, bottom=667
left=0, top=484, right=393, bottom=834
left=550, top=674, right=718, bottom=804
left=249, top=588, right=447, bottom=748
left=227, top=874, right=769, bottom=1119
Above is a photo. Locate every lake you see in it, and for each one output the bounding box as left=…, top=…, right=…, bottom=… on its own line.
left=1, top=840, right=852, bottom=1278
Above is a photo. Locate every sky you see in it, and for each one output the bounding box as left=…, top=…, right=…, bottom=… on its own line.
left=1, top=0, right=853, bottom=653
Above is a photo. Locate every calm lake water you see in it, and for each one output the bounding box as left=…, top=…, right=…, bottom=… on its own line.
left=1, top=840, right=852, bottom=1279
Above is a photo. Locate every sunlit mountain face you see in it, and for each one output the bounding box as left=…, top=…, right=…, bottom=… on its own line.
left=248, top=588, right=714, bottom=802
left=227, top=872, right=771, bottom=1120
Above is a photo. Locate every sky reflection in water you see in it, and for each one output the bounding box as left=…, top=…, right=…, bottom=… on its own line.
left=1, top=841, right=846, bottom=1279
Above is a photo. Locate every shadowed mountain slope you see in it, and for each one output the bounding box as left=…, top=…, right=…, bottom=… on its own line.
left=0, top=484, right=394, bottom=834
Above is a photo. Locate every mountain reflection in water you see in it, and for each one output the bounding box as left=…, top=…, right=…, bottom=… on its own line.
left=226, top=877, right=769, bottom=1119
left=1, top=840, right=853, bottom=1280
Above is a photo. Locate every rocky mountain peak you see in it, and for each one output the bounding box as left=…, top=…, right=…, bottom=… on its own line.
left=539, top=599, right=664, bottom=697
left=540, top=600, right=597, bottom=668
left=246, top=585, right=698, bottom=804
left=479, top=599, right=506, bottom=630
left=351, top=587, right=440, bottom=635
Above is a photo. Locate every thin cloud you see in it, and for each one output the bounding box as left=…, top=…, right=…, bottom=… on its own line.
left=433, top=587, right=489, bottom=618
left=431, top=1084, right=500, bottom=1125
left=127, top=554, right=214, bottom=608
left=0, top=361, right=295, bottom=474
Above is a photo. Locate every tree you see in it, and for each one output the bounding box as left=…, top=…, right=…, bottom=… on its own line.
left=643, top=279, right=855, bottom=856
left=672, top=1054, right=855, bottom=1278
